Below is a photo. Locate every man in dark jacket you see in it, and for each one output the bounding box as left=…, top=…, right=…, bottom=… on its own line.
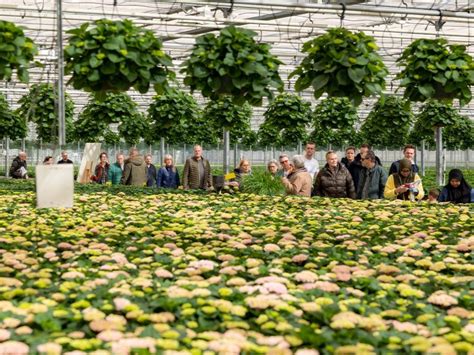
left=349, top=143, right=382, bottom=188
left=10, top=152, right=28, bottom=179
left=121, top=148, right=147, bottom=186
left=388, top=144, right=419, bottom=175
left=356, top=150, right=387, bottom=199
left=313, top=151, right=356, bottom=199
left=145, top=154, right=157, bottom=187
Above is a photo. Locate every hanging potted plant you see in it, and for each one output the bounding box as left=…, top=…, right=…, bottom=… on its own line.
left=147, top=87, right=203, bottom=146
left=258, top=93, right=311, bottom=148
left=73, top=92, right=146, bottom=145
left=202, top=96, right=253, bottom=144
left=181, top=25, right=283, bottom=106
left=0, top=20, right=38, bottom=83
left=359, top=96, right=412, bottom=148
left=290, top=27, right=388, bottom=106
left=16, top=83, right=75, bottom=144
left=396, top=38, right=474, bottom=106
left=182, top=25, right=283, bottom=174
left=64, top=19, right=175, bottom=98
left=310, top=97, right=358, bottom=148
left=0, top=93, right=27, bottom=141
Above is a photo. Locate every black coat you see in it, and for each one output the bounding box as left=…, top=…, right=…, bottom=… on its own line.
left=146, top=164, right=158, bottom=187
left=10, top=156, right=27, bottom=179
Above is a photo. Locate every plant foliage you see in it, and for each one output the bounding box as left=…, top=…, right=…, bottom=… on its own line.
left=64, top=19, right=175, bottom=98
left=74, top=92, right=146, bottom=145
left=410, top=100, right=462, bottom=146
left=182, top=26, right=283, bottom=106
left=290, top=28, right=388, bottom=106
left=202, top=97, right=253, bottom=144
left=241, top=170, right=285, bottom=196
left=0, top=20, right=38, bottom=83
left=396, top=38, right=474, bottom=106
left=359, top=96, right=412, bottom=148
left=147, top=88, right=201, bottom=145
left=310, top=97, right=358, bottom=147
left=16, top=83, right=74, bottom=143
left=0, top=93, right=27, bottom=140
left=258, top=93, right=311, bottom=147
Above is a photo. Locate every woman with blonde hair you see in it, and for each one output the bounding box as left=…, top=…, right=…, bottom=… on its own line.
left=157, top=154, right=180, bottom=188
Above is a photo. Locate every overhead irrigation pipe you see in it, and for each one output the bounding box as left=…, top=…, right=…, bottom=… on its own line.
left=173, top=1, right=474, bottom=20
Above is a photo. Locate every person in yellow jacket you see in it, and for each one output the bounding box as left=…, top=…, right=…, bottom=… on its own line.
left=384, top=159, right=424, bottom=201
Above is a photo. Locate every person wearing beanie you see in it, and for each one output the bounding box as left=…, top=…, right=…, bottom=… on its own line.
left=384, top=158, right=424, bottom=201
left=439, top=169, right=474, bottom=204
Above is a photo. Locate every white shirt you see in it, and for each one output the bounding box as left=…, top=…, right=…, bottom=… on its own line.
left=304, top=157, right=319, bottom=179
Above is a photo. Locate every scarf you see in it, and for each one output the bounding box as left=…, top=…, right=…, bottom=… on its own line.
left=446, top=169, right=471, bottom=203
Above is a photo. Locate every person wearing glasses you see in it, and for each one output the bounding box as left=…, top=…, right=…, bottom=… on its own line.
left=349, top=143, right=382, bottom=189
left=276, top=154, right=292, bottom=178
left=384, top=158, right=424, bottom=201
left=356, top=150, right=387, bottom=199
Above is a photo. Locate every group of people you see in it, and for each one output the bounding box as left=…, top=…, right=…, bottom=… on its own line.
left=268, top=142, right=473, bottom=204
left=88, top=148, right=181, bottom=188
left=9, top=143, right=474, bottom=204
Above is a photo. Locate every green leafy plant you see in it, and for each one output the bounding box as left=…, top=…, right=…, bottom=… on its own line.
left=16, top=83, right=74, bottom=143
left=181, top=26, right=283, bottom=106
left=258, top=93, right=311, bottom=147
left=241, top=170, right=285, bottom=196
left=409, top=100, right=462, bottom=146
left=147, top=88, right=201, bottom=145
left=64, top=19, right=175, bottom=98
left=290, top=28, right=388, bottom=106
left=396, top=38, right=474, bottom=106
left=310, top=97, right=358, bottom=147
left=0, top=93, right=27, bottom=140
left=0, top=20, right=38, bottom=83
left=444, top=115, right=474, bottom=150
left=359, top=96, right=412, bottom=148
left=202, top=97, right=253, bottom=144
left=74, top=92, right=145, bottom=145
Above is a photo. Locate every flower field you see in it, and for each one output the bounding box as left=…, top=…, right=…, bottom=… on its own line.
left=0, top=184, right=473, bottom=354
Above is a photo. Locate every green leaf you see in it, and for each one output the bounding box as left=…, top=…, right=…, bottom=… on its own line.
left=311, top=74, right=329, bottom=92
left=418, top=84, right=435, bottom=98
left=347, top=67, right=366, bottom=83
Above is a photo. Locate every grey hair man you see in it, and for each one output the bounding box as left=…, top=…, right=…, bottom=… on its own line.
left=183, top=145, right=213, bottom=190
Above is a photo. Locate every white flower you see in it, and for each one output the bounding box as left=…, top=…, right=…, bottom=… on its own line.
left=37, top=343, right=62, bottom=355
left=0, top=341, right=29, bottom=355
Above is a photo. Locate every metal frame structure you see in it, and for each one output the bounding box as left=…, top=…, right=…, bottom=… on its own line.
left=0, top=0, right=473, bottom=130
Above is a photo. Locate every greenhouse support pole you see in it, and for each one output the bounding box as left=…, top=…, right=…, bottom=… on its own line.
left=56, top=0, right=66, bottom=146
left=234, top=143, right=238, bottom=168
left=4, top=138, right=9, bottom=177
left=21, top=139, right=26, bottom=153
left=183, top=144, right=186, bottom=164
left=223, top=129, right=230, bottom=174
left=420, top=140, right=425, bottom=177
left=160, top=138, right=165, bottom=165
left=435, top=127, right=443, bottom=186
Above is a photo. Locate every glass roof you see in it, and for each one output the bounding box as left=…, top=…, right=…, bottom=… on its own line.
left=1, top=0, right=473, bottom=128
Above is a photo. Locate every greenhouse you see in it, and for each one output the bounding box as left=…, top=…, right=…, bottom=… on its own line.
left=0, top=0, right=473, bottom=354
